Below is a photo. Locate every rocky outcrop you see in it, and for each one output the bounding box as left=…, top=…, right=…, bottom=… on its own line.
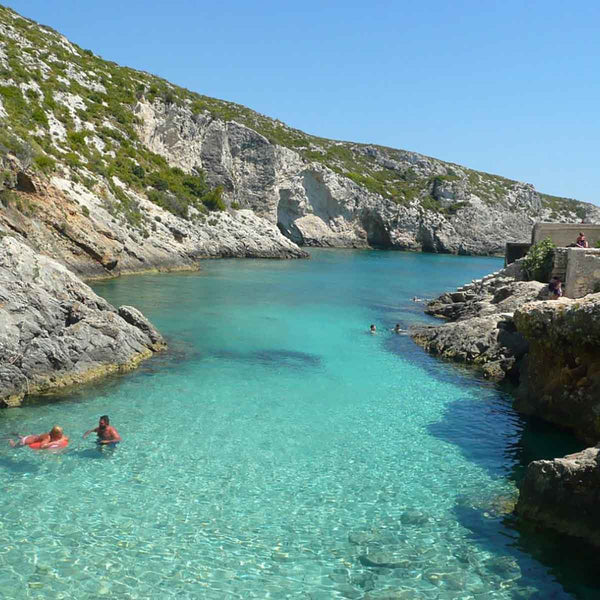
left=0, top=236, right=165, bottom=407
left=412, top=262, right=546, bottom=380
left=137, top=100, right=600, bottom=255
left=516, top=446, right=600, bottom=545
left=513, top=294, right=600, bottom=443
left=0, top=167, right=308, bottom=280
left=2, top=5, right=600, bottom=265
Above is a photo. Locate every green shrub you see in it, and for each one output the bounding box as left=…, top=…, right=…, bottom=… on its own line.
left=33, top=154, right=56, bottom=173
left=0, top=190, right=19, bottom=207
left=67, top=130, right=89, bottom=151
left=131, top=164, right=145, bottom=179
left=522, top=237, right=556, bottom=282
left=201, top=186, right=225, bottom=212
left=64, top=152, right=82, bottom=168
left=147, top=173, right=169, bottom=191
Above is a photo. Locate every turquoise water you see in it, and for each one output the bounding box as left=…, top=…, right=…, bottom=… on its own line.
left=0, top=249, right=595, bottom=599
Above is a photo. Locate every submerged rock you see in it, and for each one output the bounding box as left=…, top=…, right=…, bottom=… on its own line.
left=0, top=236, right=165, bottom=407
left=359, top=552, right=411, bottom=569
left=516, top=446, right=600, bottom=546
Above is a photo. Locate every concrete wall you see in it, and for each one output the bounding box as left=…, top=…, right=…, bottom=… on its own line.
left=532, top=223, right=600, bottom=247
left=551, top=247, right=569, bottom=283
left=565, top=248, right=600, bottom=299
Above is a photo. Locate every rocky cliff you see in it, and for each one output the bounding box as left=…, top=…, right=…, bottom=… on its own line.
left=0, top=236, right=165, bottom=407
left=516, top=446, right=600, bottom=547
left=414, top=264, right=600, bottom=442
left=1, top=4, right=599, bottom=273
left=514, top=295, right=600, bottom=444
left=415, top=262, right=600, bottom=544
left=412, top=261, right=546, bottom=380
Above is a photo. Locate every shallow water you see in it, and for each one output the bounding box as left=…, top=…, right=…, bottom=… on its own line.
left=0, top=249, right=594, bottom=599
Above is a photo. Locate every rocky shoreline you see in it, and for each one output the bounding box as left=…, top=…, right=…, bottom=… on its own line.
left=0, top=168, right=308, bottom=282
left=0, top=236, right=165, bottom=407
left=411, top=260, right=600, bottom=547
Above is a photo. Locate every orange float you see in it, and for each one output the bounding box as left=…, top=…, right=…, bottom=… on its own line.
left=27, top=438, right=69, bottom=450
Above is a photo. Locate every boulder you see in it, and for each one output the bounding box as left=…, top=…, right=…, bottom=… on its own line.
left=514, top=294, right=600, bottom=442
left=0, top=236, right=166, bottom=407
left=516, top=446, right=600, bottom=545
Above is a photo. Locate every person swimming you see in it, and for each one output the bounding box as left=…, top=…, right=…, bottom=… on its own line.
left=369, top=324, right=377, bottom=334
left=83, top=415, right=121, bottom=446
left=392, top=323, right=403, bottom=334
left=9, top=426, right=68, bottom=449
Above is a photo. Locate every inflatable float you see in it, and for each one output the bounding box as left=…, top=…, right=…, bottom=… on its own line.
left=25, top=436, right=69, bottom=450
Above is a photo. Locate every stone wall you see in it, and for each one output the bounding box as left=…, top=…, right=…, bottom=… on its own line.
left=532, top=222, right=600, bottom=247
left=550, top=247, right=568, bottom=282
left=565, top=248, right=600, bottom=298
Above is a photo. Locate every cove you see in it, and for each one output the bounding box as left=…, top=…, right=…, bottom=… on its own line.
left=0, top=249, right=596, bottom=599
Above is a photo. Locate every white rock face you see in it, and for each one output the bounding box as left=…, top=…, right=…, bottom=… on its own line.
left=135, top=100, right=600, bottom=255
left=0, top=236, right=165, bottom=406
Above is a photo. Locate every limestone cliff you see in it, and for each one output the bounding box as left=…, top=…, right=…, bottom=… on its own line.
left=516, top=446, right=600, bottom=547
left=0, top=236, right=165, bottom=407
left=514, top=295, right=600, bottom=443
left=1, top=4, right=598, bottom=272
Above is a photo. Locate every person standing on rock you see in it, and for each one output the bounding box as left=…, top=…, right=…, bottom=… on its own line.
left=83, top=415, right=121, bottom=446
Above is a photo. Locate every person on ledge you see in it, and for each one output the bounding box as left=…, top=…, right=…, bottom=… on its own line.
left=548, top=276, right=563, bottom=300
left=83, top=415, right=121, bottom=445
left=576, top=232, right=589, bottom=248
left=9, top=426, right=68, bottom=448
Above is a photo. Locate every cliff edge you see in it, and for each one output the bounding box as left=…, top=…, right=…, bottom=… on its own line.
left=514, top=294, right=600, bottom=444
left=516, top=446, right=600, bottom=547
left=0, top=236, right=165, bottom=407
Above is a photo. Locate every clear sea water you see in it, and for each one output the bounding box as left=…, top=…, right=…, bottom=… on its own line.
left=0, top=249, right=596, bottom=599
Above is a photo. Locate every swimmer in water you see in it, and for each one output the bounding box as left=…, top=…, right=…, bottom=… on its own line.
left=369, top=324, right=377, bottom=334
left=392, top=323, right=403, bottom=334
left=9, top=426, right=68, bottom=449
left=83, top=415, right=121, bottom=445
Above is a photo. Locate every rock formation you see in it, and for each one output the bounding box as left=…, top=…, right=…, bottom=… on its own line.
left=415, top=260, right=600, bottom=544
left=0, top=236, right=165, bottom=407
left=516, top=446, right=600, bottom=546
left=1, top=3, right=599, bottom=274
left=412, top=261, right=546, bottom=380
left=514, top=294, right=600, bottom=443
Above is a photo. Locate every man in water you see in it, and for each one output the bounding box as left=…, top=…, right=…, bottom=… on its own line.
left=369, top=324, right=377, bottom=334
left=9, top=426, right=68, bottom=448
left=392, top=323, right=403, bottom=334
left=83, top=415, right=122, bottom=445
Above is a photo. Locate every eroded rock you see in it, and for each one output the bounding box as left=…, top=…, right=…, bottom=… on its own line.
left=516, top=446, right=600, bottom=545
left=0, top=236, right=165, bottom=407
left=513, top=294, right=600, bottom=442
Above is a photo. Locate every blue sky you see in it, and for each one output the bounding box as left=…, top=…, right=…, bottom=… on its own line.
left=5, top=0, right=599, bottom=204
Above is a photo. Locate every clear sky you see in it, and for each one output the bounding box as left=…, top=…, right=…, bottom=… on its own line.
left=4, top=0, right=599, bottom=204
